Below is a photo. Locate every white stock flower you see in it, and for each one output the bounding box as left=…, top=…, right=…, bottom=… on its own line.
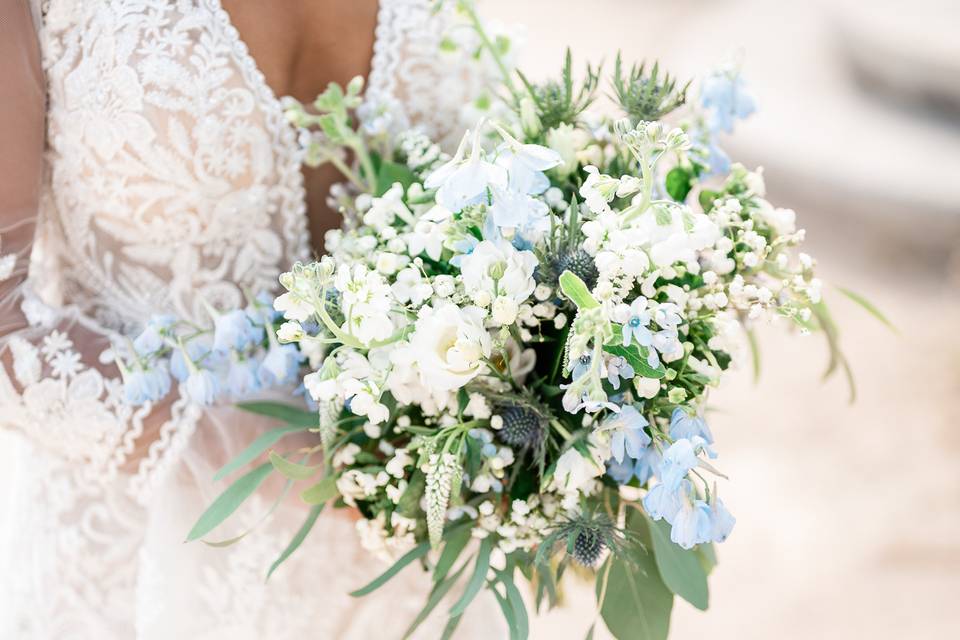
left=335, top=264, right=395, bottom=345
left=391, top=267, right=433, bottom=306
left=409, top=303, right=492, bottom=391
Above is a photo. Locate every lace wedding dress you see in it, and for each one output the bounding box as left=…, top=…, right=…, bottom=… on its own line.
left=0, top=1, right=500, bottom=637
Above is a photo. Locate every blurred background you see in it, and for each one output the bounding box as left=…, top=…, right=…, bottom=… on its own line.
left=483, top=0, right=960, bottom=637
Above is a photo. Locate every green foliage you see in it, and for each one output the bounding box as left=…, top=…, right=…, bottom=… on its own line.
left=300, top=475, right=339, bottom=505
left=187, top=463, right=274, bottom=542
left=266, top=504, right=324, bottom=580
left=268, top=451, right=320, bottom=481
left=647, top=517, right=709, bottom=610
left=603, top=342, right=667, bottom=379
left=835, top=286, right=897, bottom=333
left=665, top=166, right=695, bottom=202
left=517, top=48, right=601, bottom=130
left=213, top=424, right=310, bottom=481
left=375, top=159, right=418, bottom=197
left=559, top=270, right=600, bottom=310
left=349, top=541, right=431, bottom=597
left=598, top=512, right=674, bottom=640
left=449, top=536, right=493, bottom=616
left=236, top=401, right=318, bottom=427
left=612, top=54, right=690, bottom=122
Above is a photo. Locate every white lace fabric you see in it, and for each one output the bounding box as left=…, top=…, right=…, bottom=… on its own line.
left=0, top=1, right=499, bottom=637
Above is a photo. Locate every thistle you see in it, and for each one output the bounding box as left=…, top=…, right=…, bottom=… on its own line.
left=612, top=54, right=690, bottom=122
left=535, top=511, right=628, bottom=569
left=495, top=404, right=545, bottom=447
left=517, top=49, right=601, bottom=131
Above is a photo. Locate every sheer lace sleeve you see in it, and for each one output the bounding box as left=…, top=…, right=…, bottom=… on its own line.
left=0, top=1, right=197, bottom=497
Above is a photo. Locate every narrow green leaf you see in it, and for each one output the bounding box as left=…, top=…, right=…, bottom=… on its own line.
left=449, top=536, right=493, bottom=616
left=647, top=517, right=709, bottom=610
left=268, top=451, right=320, bottom=481
left=214, top=424, right=309, bottom=481
left=559, top=270, right=599, bottom=309
left=745, top=327, right=761, bottom=383
left=603, top=342, right=666, bottom=379
left=434, top=524, right=472, bottom=585
left=236, top=401, right=318, bottom=427
left=835, top=286, right=897, bottom=333
left=493, top=588, right=520, bottom=640
left=266, top=503, right=324, bottom=580
left=501, top=568, right=529, bottom=640
left=300, top=475, right=339, bottom=505
left=599, top=512, right=673, bottom=640
left=350, top=542, right=431, bottom=597
left=440, top=613, right=464, bottom=640
left=403, top=561, right=470, bottom=639
left=186, top=462, right=273, bottom=541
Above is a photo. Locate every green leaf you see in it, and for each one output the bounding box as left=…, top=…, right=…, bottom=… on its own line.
left=434, top=524, right=472, bottom=585
left=599, top=513, right=673, bottom=640
left=187, top=462, right=273, bottom=541
left=403, top=561, right=470, bottom=639
left=268, top=451, right=320, bottom=481
left=835, top=286, right=897, bottom=333
left=647, top=517, right=709, bottom=610
left=698, top=189, right=719, bottom=212
left=439, top=613, right=464, bottom=640
left=559, top=270, right=599, bottom=309
left=665, top=166, right=693, bottom=202
left=266, top=503, right=323, bottom=580
left=213, top=424, right=309, bottom=481
left=493, top=589, right=520, bottom=640
left=236, top=401, right=318, bottom=427
left=300, top=475, right=339, bottom=505
left=350, top=541, right=431, bottom=597
left=376, top=160, right=418, bottom=196
left=500, top=568, right=529, bottom=640
left=449, top=536, right=493, bottom=616
left=603, top=342, right=667, bottom=379
left=745, top=327, right=761, bottom=384
left=696, top=543, right=718, bottom=576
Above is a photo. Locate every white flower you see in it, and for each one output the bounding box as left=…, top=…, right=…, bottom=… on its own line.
left=386, top=448, right=414, bottom=478
left=432, top=275, right=456, bottom=298
left=424, top=126, right=506, bottom=212
left=276, top=321, right=304, bottom=343
left=409, top=303, right=492, bottom=391
left=335, top=264, right=395, bottom=345
left=551, top=446, right=604, bottom=493
left=491, top=295, right=519, bottom=326
left=363, top=183, right=412, bottom=230
left=464, top=392, right=492, bottom=419
left=459, top=240, right=537, bottom=306
left=333, top=442, right=361, bottom=467
left=391, top=267, right=433, bottom=307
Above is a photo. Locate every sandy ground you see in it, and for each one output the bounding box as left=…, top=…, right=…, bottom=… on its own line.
left=479, top=0, right=960, bottom=637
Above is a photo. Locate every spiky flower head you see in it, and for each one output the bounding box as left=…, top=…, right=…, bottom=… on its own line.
left=495, top=404, right=545, bottom=447
left=612, top=54, right=690, bottom=122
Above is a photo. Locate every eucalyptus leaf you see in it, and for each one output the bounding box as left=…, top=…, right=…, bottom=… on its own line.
left=500, top=568, right=529, bottom=640
left=300, top=475, right=339, bottom=505
left=403, top=561, right=469, bottom=639
left=434, top=524, right=472, bottom=585
left=266, top=503, right=323, bottom=580
left=349, top=542, right=431, bottom=597
left=835, top=286, right=896, bottom=333
left=647, top=517, right=709, bottom=610
left=268, top=451, right=320, bottom=481
left=236, top=401, right=318, bottom=427
left=187, top=462, right=273, bottom=542
left=213, top=424, right=309, bottom=482
left=449, top=536, right=492, bottom=616
left=598, top=513, right=673, bottom=640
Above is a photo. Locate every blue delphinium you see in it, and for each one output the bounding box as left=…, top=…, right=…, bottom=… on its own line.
left=212, top=309, right=259, bottom=353
left=184, top=368, right=220, bottom=405
left=225, top=357, right=261, bottom=397
left=122, top=363, right=171, bottom=405
left=599, top=405, right=651, bottom=463
left=669, top=406, right=714, bottom=444
left=258, top=343, right=303, bottom=387
left=671, top=497, right=714, bottom=549
left=133, top=314, right=176, bottom=355
left=701, top=66, right=757, bottom=135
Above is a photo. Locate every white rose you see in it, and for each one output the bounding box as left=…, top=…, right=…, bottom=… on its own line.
left=551, top=447, right=604, bottom=493
left=410, top=303, right=492, bottom=391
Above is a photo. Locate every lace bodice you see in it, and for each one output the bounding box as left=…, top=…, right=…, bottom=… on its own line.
left=0, top=1, right=501, bottom=637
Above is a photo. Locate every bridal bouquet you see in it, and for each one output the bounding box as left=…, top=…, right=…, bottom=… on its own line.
left=120, top=4, right=876, bottom=639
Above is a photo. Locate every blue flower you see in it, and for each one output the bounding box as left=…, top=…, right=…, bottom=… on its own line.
left=133, top=314, right=176, bottom=355
left=643, top=478, right=689, bottom=523
left=123, top=363, right=171, bottom=405
left=633, top=444, right=662, bottom=485
left=621, top=297, right=653, bottom=348
left=659, top=438, right=700, bottom=490
left=226, top=358, right=261, bottom=397
left=604, top=355, right=635, bottom=390
left=485, top=185, right=550, bottom=244
left=213, top=309, right=259, bottom=353
left=670, top=498, right=713, bottom=549
left=184, top=368, right=220, bottom=405
left=170, top=337, right=216, bottom=382
left=708, top=496, right=736, bottom=542
left=424, top=127, right=506, bottom=212
left=258, top=343, right=303, bottom=387
left=606, top=456, right=635, bottom=484
left=701, top=68, right=757, bottom=134
left=599, top=405, right=651, bottom=464
left=669, top=407, right=714, bottom=444
left=571, top=353, right=592, bottom=380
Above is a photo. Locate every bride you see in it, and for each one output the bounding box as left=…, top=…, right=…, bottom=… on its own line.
left=0, top=1, right=504, bottom=637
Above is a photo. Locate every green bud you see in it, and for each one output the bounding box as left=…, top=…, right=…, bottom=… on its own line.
left=520, top=97, right=542, bottom=137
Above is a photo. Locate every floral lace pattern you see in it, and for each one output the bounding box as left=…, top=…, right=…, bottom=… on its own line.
left=1, top=0, right=498, bottom=638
